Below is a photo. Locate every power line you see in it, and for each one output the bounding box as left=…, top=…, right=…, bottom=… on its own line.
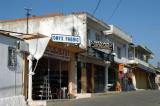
left=92, top=0, right=102, bottom=15
left=107, top=0, right=122, bottom=21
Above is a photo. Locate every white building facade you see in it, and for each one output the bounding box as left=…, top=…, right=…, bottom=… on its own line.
left=0, top=32, right=25, bottom=98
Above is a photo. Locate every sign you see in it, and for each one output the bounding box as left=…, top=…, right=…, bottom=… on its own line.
left=44, top=47, right=70, bottom=61
left=89, top=40, right=113, bottom=50
left=118, top=64, right=124, bottom=71
left=51, top=34, right=81, bottom=44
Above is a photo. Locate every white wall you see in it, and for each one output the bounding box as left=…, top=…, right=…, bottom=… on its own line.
left=0, top=14, right=87, bottom=50
left=108, top=37, right=129, bottom=64
left=0, top=35, right=24, bottom=98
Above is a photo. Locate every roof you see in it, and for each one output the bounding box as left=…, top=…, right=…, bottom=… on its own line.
left=0, top=29, right=46, bottom=40
left=85, top=12, right=110, bottom=30
left=136, top=45, right=153, bottom=54
left=104, top=25, right=132, bottom=43
left=0, top=30, right=23, bottom=40
left=0, top=12, right=110, bottom=30
left=0, top=13, right=64, bottom=23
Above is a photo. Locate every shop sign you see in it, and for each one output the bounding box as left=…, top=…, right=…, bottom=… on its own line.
left=51, top=34, right=81, bottom=44
left=118, top=64, right=124, bottom=71
left=44, top=47, right=70, bottom=61
left=89, top=40, right=113, bottom=50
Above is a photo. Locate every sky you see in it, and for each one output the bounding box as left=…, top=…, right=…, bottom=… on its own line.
left=0, top=0, right=160, bottom=66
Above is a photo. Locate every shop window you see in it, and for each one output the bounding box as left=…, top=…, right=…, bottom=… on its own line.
left=8, top=46, right=17, bottom=69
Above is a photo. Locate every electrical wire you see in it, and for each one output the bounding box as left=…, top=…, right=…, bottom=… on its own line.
left=92, top=0, right=102, bottom=15
left=107, top=0, right=122, bottom=21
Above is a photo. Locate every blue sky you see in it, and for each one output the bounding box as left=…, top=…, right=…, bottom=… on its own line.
left=0, top=0, right=160, bottom=66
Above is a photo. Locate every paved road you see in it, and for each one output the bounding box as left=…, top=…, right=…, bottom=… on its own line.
left=53, top=90, right=160, bottom=106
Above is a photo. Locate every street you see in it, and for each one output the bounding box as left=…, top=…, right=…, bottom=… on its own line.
left=53, top=90, right=160, bottom=106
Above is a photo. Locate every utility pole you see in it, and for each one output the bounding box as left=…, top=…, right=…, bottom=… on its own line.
left=24, top=8, right=32, bottom=34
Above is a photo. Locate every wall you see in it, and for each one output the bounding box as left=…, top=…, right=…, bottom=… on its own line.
left=0, top=14, right=87, bottom=50
left=108, top=37, right=129, bottom=64
left=0, top=35, right=24, bottom=98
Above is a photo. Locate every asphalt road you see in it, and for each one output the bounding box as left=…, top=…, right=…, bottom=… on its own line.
left=53, top=90, right=160, bottom=106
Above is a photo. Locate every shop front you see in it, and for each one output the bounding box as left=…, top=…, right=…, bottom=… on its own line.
left=108, top=63, right=132, bottom=91
left=76, top=40, right=114, bottom=94
left=32, top=46, right=71, bottom=100
left=24, top=35, right=83, bottom=102
left=132, top=64, right=156, bottom=89
left=77, top=58, right=106, bottom=94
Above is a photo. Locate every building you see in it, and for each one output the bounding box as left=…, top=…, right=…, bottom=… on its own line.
left=0, top=12, right=114, bottom=102
left=104, top=25, right=133, bottom=91
left=0, top=12, right=156, bottom=106
left=128, top=44, right=156, bottom=89
left=0, top=31, right=27, bottom=98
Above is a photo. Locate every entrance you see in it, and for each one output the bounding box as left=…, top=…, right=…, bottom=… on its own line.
left=32, top=57, right=69, bottom=100
left=108, top=67, right=117, bottom=91
left=86, top=63, right=105, bottom=93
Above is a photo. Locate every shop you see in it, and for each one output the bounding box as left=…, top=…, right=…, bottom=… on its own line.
left=108, top=64, right=118, bottom=91
left=108, top=63, right=131, bottom=91
left=23, top=35, right=83, bottom=101
left=77, top=60, right=105, bottom=93
left=76, top=40, right=114, bottom=93
left=32, top=46, right=70, bottom=100
left=132, top=65, right=156, bottom=89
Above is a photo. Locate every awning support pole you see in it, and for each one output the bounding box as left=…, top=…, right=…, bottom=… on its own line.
left=27, top=55, right=34, bottom=102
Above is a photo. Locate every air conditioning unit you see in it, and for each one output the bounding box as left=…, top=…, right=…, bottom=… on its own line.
left=16, top=41, right=29, bottom=53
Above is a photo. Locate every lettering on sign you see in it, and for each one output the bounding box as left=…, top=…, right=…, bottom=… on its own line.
left=51, top=34, right=81, bottom=44
left=89, top=40, right=113, bottom=50
left=44, top=47, right=70, bottom=61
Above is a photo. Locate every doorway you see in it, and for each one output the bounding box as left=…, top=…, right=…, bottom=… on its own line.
left=32, top=57, right=69, bottom=100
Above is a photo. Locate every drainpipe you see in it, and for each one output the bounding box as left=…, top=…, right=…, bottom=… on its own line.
left=27, top=55, right=34, bottom=101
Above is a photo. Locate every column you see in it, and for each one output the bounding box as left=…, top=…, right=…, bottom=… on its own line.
left=68, top=53, right=77, bottom=98
left=27, top=55, right=34, bottom=101
left=91, top=64, right=95, bottom=93
left=81, top=65, right=87, bottom=93
left=104, top=62, right=110, bottom=92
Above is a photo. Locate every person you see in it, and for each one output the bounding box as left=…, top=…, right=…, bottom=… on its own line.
left=127, top=76, right=133, bottom=91
left=118, top=71, right=125, bottom=91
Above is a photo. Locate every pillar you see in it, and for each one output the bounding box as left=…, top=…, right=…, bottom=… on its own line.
left=81, top=66, right=87, bottom=93
left=91, top=64, right=95, bottom=93
left=68, top=53, right=77, bottom=98
left=27, top=55, right=34, bottom=101
left=104, top=61, right=111, bottom=92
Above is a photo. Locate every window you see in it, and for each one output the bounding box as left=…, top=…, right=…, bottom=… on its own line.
left=123, top=44, right=126, bottom=57
left=117, top=47, right=121, bottom=59
left=95, top=33, right=101, bottom=41
left=8, top=46, right=17, bottom=69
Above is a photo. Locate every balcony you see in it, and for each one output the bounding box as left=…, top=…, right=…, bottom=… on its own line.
left=114, top=56, right=129, bottom=64
left=104, top=25, right=132, bottom=43
left=128, top=58, right=149, bottom=67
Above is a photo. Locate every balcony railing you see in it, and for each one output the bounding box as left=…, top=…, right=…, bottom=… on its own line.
left=129, top=58, right=149, bottom=67
left=114, top=56, right=129, bottom=64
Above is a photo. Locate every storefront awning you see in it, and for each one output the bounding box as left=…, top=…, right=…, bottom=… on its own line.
left=25, top=37, right=50, bottom=60
left=93, top=48, right=111, bottom=54
left=137, top=64, right=156, bottom=74
left=25, top=36, right=85, bottom=60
